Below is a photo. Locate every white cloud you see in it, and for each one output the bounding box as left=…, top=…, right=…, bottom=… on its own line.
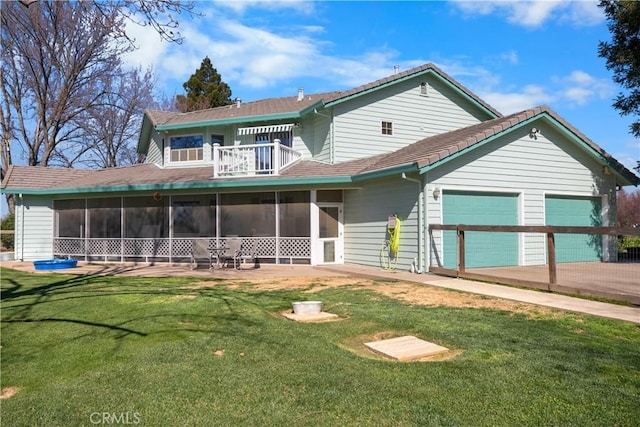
left=481, top=84, right=554, bottom=114
left=553, top=70, right=613, bottom=105
left=212, top=0, right=315, bottom=15
left=450, top=0, right=604, bottom=28
left=120, top=19, right=170, bottom=71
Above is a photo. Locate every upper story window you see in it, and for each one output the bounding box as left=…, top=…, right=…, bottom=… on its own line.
left=381, top=121, right=393, bottom=135
left=170, top=135, right=203, bottom=162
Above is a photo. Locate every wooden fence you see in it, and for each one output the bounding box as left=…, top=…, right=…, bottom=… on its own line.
left=428, top=224, right=640, bottom=304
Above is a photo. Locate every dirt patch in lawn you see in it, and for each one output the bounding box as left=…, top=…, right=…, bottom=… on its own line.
left=1, top=387, right=21, bottom=400
left=190, top=276, right=560, bottom=319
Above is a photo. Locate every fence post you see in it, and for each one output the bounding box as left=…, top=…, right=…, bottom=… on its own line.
left=457, top=227, right=465, bottom=276
left=546, top=232, right=556, bottom=290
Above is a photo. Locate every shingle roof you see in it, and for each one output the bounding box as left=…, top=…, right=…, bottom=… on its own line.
left=358, top=105, right=639, bottom=184
left=3, top=104, right=639, bottom=193
left=144, top=63, right=501, bottom=128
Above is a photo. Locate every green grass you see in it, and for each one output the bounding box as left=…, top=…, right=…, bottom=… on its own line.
left=1, top=267, right=639, bottom=426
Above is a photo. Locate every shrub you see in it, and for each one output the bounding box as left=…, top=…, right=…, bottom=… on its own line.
left=618, top=235, right=640, bottom=251
left=1, top=213, right=15, bottom=250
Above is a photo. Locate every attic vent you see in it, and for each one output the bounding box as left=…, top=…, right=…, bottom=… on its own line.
left=394, top=65, right=400, bottom=75
left=235, top=97, right=241, bottom=108
left=297, top=88, right=304, bottom=101
left=420, top=82, right=428, bottom=96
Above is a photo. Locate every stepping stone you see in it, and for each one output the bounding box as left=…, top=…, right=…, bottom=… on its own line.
left=364, top=335, right=449, bottom=361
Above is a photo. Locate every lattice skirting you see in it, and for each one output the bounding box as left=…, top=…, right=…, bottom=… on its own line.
left=54, top=237, right=311, bottom=262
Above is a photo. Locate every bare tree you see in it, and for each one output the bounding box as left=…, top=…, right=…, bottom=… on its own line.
left=50, top=67, right=156, bottom=169
left=617, top=188, right=640, bottom=228
left=18, top=0, right=197, bottom=44
left=1, top=1, right=131, bottom=213
left=1, top=0, right=194, bottom=214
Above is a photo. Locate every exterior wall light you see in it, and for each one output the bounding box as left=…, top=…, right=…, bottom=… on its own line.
left=529, top=127, right=540, bottom=139
left=432, top=187, right=441, bottom=199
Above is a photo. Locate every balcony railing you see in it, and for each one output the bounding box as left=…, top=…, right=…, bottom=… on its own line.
left=213, top=142, right=302, bottom=178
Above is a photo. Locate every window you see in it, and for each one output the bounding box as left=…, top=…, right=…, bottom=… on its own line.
left=170, top=135, right=203, bottom=162
left=381, top=121, right=393, bottom=135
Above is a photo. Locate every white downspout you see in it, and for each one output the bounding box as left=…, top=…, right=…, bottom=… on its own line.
left=19, top=193, right=24, bottom=261
left=401, top=173, right=424, bottom=273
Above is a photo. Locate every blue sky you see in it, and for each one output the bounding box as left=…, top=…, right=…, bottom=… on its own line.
left=122, top=0, right=639, bottom=174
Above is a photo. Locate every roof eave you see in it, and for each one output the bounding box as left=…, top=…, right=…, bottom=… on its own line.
left=352, top=163, right=418, bottom=181
left=155, top=102, right=326, bottom=132
left=0, top=175, right=355, bottom=196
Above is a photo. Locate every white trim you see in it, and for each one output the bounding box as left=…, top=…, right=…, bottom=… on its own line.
left=237, top=123, right=294, bottom=136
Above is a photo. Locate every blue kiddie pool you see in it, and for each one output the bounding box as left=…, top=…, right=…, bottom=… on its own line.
left=33, top=259, right=78, bottom=270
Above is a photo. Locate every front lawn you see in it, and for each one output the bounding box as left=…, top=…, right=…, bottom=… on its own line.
left=1, top=267, right=639, bottom=426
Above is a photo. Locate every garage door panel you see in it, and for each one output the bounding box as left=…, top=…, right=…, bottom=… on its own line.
left=443, top=191, right=519, bottom=268
left=545, top=196, right=602, bottom=263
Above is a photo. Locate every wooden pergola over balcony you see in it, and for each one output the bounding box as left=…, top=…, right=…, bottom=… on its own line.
left=212, top=141, right=302, bottom=178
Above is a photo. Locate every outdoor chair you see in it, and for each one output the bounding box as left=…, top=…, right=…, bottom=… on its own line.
left=221, top=237, right=243, bottom=269
left=237, top=239, right=259, bottom=269
left=221, top=238, right=259, bottom=269
left=190, top=239, right=213, bottom=270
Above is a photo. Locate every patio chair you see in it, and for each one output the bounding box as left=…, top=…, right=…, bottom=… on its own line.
left=237, top=239, right=259, bottom=269
left=221, top=238, right=259, bottom=269
left=221, top=237, right=243, bottom=269
left=190, top=239, right=213, bottom=270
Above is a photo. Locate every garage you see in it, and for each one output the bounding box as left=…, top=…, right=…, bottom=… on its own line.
left=545, top=195, right=602, bottom=262
left=442, top=191, right=519, bottom=268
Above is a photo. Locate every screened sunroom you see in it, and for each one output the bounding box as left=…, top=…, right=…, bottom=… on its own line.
left=52, top=190, right=321, bottom=264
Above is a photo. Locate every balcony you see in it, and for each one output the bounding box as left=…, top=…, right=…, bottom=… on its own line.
left=213, top=141, right=302, bottom=178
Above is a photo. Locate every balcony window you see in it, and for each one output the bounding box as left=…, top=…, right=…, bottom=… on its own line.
left=170, top=135, right=203, bottom=162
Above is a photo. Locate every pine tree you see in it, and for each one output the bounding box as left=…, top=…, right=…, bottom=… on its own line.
left=175, top=57, right=232, bottom=112
left=598, top=0, right=640, bottom=139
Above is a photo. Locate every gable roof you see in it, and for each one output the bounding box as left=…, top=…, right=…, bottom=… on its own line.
left=5, top=105, right=638, bottom=196
left=137, top=63, right=502, bottom=153
left=360, top=105, right=639, bottom=185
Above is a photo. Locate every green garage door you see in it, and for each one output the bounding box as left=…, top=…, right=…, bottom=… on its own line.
left=443, top=191, right=519, bottom=268
left=545, top=195, right=602, bottom=263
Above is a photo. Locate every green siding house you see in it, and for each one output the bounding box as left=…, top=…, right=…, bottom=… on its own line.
left=2, top=63, right=639, bottom=271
